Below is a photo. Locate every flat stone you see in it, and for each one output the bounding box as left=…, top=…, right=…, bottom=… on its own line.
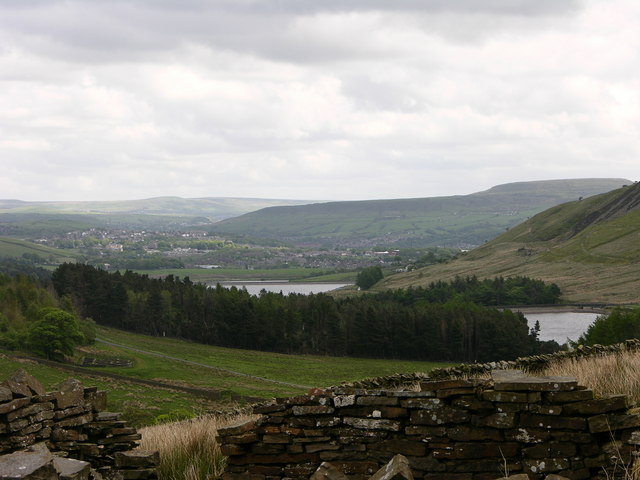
left=474, top=412, right=516, bottom=429
left=0, top=443, right=55, bottom=480
left=357, top=396, right=398, bottom=406
left=12, top=370, right=45, bottom=396
left=543, top=390, right=594, bottom=403
left=420, top=379, right=487, bottom=392
left=54, top=379, right=85, bottom=409
left=94, top=412, right=120, bottom=421
left=119, top=469, right=156, bottom=480
left=492, top=370, right=577, bottom=392
left=53, top=457, right=91, bottom=480
left=562, top=395, right=628, bottom=415
left=588, top=414, right=640, bottom=433
left=500, top=475, right=530, bottom=480
left=0, top=386, right=12, bottom=403
left=519, top=414, right=586, bottom=430
left=114, top=450, right=159, bottom=468
left=0, top=397, right=31, bottom=415
left=343, top=417, right=401, bottom=431
left=369, top=454, right=414, bottom=480
left=310, top=462, right=348, bottom=480
left=292, top=405, right=334, bottom=415
left=218, top=420, right=258, bottom=437
left=523, top=458, right=570, bottom=474
left=410, top=407, right=469, bottom=426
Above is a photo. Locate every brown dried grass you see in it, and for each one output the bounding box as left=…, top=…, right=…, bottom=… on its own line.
left=138, top=413, right=256, bottom=480
left=541, top=350, right=640, bottom=405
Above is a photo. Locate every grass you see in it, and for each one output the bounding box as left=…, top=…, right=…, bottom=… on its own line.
left=94, top=326, right=448, bottom=399
left=0, top=353, right=223, bottom=426
left=138, top=413, right=255, bottom=480
left=542, top=350, right=640, bottom=405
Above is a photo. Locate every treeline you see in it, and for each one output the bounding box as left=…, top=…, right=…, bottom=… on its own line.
left=52, top=263, right=559, bottom=362
left=369, top=275, right=561, bottom=306
left=576, top=307, right=640, bottom=346
left=0, top=273, right=94, bottom=359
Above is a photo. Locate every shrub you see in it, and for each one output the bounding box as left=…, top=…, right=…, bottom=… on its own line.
left=138, top=413, right=255, bottom=480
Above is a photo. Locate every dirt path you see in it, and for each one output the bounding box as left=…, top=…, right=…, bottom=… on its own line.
left=95, top=337, right=312, bottom=390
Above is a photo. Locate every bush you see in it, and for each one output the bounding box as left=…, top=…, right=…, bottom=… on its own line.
left=356, top=266, right=383, bottom=290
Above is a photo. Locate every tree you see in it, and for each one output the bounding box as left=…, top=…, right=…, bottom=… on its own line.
left=356, top=266, right=384, bottom=290
left=27, top=308, right=84, bottom=360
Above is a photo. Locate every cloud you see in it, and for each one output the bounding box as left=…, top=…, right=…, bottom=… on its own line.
left=0, top=0, right=638, bottom=202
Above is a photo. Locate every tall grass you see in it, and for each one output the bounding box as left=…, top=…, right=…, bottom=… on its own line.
left=542, top=350, right=640, bottom=405
left=138, top=413, right=255, bottom=480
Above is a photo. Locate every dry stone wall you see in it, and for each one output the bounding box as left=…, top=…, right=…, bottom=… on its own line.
left=0, top=369, right=158, bottom=480
left=218, top=370, right=640, bottom=480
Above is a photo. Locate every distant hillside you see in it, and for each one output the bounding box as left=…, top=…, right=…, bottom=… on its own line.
left=0, top=236, right=81, bottom=263
left=209, top=178, right=630, bottom=248
left=378, top=182, right=640, bottom=303
left=0, top=196, right=311, bottom=222
left=0, top=197, right=312, bottom=236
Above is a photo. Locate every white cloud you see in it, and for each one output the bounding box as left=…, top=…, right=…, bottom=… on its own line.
left=0, top=0, right=638, bottom=201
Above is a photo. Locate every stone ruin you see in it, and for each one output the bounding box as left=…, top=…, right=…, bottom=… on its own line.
left=217, top=370, right=640, bottom=480
left=0, top=369, right=158, bottom=480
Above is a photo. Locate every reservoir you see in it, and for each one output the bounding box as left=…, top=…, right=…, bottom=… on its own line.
left=522, top=311, right=601, bottom=344
left=219, top=282, right=351, bottom=296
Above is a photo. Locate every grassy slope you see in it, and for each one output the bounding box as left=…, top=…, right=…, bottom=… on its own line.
left=0, top=326, right=449, bottom=425
left=209, top=179, right=629, bottom=247
left=0, top=236, right=81, bottom=262
left=93, top=327, right=447, bottom=397
left=0, top=355, right=219, bottom=426
left=377, top=184, right=640, bottom=303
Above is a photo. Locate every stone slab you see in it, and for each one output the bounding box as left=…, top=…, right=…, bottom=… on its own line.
left=492, top=370, right=577, bottom=392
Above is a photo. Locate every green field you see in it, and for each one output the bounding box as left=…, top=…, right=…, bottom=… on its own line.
left=0, top=236, right=81, bottom=262
left=0, top=326, right=449, bottom=426
left=0, top=355, right=217, bottom=426
left=131, top=267, right=356, bottom=284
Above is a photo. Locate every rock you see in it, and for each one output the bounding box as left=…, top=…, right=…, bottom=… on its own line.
left=492, top=370, right=577, bottom=392
left=0, top=442, right=55, bottom=480
left=53, top=379, right=85, bottom=410
left=113, top=451, right=160, bottom=469
left=53, top=457, right=91, bottom=480
left=369, top=454, right=413, bottom=480
left=0, top=386, right=12, bottom=403
left=2, top=369, right=45, bottom=398
left=310, top=462, right=349, bottom=480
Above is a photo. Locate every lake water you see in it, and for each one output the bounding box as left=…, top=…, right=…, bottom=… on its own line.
left=523, top=311, right=602, bottom=344
left=218, top=282, right=351, bottom=296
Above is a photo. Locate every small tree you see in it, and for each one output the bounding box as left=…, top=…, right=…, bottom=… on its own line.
left=27, top=308, right=84, bottom=360
left=356, top=266, right=384, bottom=290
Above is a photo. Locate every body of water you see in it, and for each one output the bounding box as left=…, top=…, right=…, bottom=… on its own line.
left=523, top=311, right=602, bottom=344
left=218, top=282, right=351, bottom=296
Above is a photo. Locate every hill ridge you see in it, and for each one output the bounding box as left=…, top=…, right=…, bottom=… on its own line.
left=378, top=182, right=640, bottom=303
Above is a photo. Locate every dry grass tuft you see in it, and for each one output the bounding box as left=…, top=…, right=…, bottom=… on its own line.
left=542, top=350, right=640, bottom=405
left=138, top=413, right=256, bottom=480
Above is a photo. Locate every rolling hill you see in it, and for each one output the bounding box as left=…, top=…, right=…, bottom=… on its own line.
left=208, top=178, right=630, bottom=248
left=0, top=236, right=81, bottom=263
left=377, top=181, right=640, bottom=303
left=0, top=197, right=312, bottom=236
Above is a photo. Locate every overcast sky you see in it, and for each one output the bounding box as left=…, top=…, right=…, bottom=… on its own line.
left=1, top=0, right=638, bottom=202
